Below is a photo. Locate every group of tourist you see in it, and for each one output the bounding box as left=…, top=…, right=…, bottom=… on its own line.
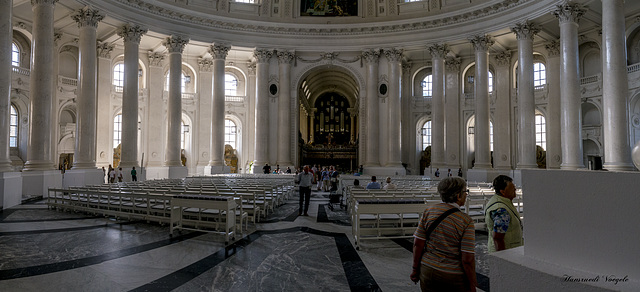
left=434, top=167, right=464, bottom=178
left=262, top=163, right=293, bottom=174
left=102, top=165, right=138, bottom=183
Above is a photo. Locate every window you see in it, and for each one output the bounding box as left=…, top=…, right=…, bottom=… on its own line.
left=490, top=121, right=494, bottom=152
left=181, top=121, right=189, bottom=150
left=535, top=114, right=546, bottom=150
left=10, top=105, right=18, bottom=147
left=165, top=71, right=187, bottom=93
left=234, top=0, right=255, bottom=3
left=11, top=43, right=19, bottom=67
left=113, top=114, right=122, bottom=147
left=113, top=64, right=124, bottom=92
left=488, top=71, right=494, bottom=93
left=225, top=119, right=237, bottom=150
left=534, top=62, right=546, bottom=86
left=421, top=121, right=431, bottom=151
left=225, top=74, right=238, bottom=96
left=422, top=75, right=432, bottom=97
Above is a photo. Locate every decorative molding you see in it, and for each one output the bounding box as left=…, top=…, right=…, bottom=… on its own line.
left=163, top=35, right=189, bottom=53
left=117, top=24, right=147, bottom=44
left=71, top=6, right=104, bottom=28
left=493, top=51, right=511, bottom=67
left=198, top=57, right=214, bottom=72
left=511, top=21, right=540, bottom=40
left=254, top=49, right=273, bottom=63
left=384, top=48, right=404, bottom=63
left=427, top=44, right=449, bottom=59
left=445, top=57, right=461, bottom=72
left=552, top=2, right=587, bottom=24
left=362, top=49, right=380, bottom=64
left=469, top=35, right=494, bottom=52
left=402, top=62, right=412, bottom=74
left=209, top=44, right=231, bottom=59
left=31, top=0, right=58, bottom=6
left=97, top=42, right=114, bottom=59
left=296, top=52, right=361, bottom=64
left=277, top=50, right=295, bottom=64
left=545, top=40, right=560, bottom=57
left=148, top=52, right=165, bottom=67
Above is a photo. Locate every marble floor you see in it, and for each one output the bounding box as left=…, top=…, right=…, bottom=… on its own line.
left=0, top=191, right=490, bottom=292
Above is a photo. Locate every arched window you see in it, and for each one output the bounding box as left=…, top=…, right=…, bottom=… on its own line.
left=535, top=114, right=546, bottom=150
left=225, top=119, right=237, bottom=149
left=488, top=71, right=494, bottom=93
left=225, top=74, right=238, bottom=96
left=534, top=62, right=546, bottom=86
left=10, top=104, right=18, bottom=147
left=181, top=121, right=190, bottom=150
left=422, top=75, right=433, bottom=97
left=421, top=121, right=431, bottom=151
left=11, top=43, right=20, bottom=67
left=164, top=71, right=187, bottom=93
left=113, top=114, right=122, bottom=147
left=113, top=64, right=124, bottom=92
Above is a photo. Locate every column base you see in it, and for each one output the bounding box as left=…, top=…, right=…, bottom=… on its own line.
left=23, top=160, right=55, bottom=172
left=603, top=162, right=636, bottom=172
left=205, top=165, right=231, bottom=175
left=63, top=168, right=104, bottom=188
left=22, top=170, right=62, bottom=198
left=362, top=166, right=406, bottom=176
left=168, top=166, right=188, bottom=179
left=1, top=172, right=23, bottom=210
left=145, top=166, right=187, bottom=180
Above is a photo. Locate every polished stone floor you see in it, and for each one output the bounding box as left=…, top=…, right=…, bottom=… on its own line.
left=0, top=191, right=489, bottom=292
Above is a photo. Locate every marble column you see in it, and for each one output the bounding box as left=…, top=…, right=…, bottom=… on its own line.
left=309, top=109, right=315, bottom=144
left=384, top=48, right=403, bottom=168
left=428, top=44, right=448, bottom=170
left=253, top=49, right=272, bottom=172
left=24, top=0, right=58, bottom=171
left=512, top=21, right=540, bottom=169
left=96, top=42, right=115, bottom=169
left=277, top=50, right=294, bottom=166
left=197, top=57, right=213, bottom=173
left=445, top=58, right=462, bottom=171
left=601, top=0, right=634, bottom=171
left=117, top=24, right=147, bottom=169
left=362, top=49, right=380, bottom=167
left=492, top=51, right=513, bottom=170
left=208, top=44, right=230, bottom=170
left=163, top=35, right=189, bottom=168
left=349, top=109, right=357, bottom=143
left=401, top=63, right=412, bottom=170
left=553, top=2, right=586, bottom=169
left=470, top=35, right=494, bottom=169
left=146, top=52, right=165, bottom=170
left=71, top=7, right=103, bottom=169
left=545, top=40, right=562, bottom=169
left=0, top=0, right=12, bottom=171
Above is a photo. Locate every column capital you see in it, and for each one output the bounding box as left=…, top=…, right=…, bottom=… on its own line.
left=493, top=51, right=512, bottom=67
left=209, top=44, right=231, bottom=59
left=198, top=57, right=214, bottom=72
left=402, top=62, right=412, bottom=74
left=469, top=35, right=494, bottom=52
left=148, top=51, right=165, bottom=67
left=163, top=35, right=189, bottom=53
left=427, top=44, right=449, bottom=59
left=248, top=62, right=256, bottom=75
left=445, top=57, right=461, bottom=72
left=97, top=42, right=114, bottom=59
left=254, top=49, right=273, bottom=63
left=545, top=40, right=561, bottom=57
left=552, top=2, right=587, bottom=24
left=361, top=49, right=380, bottom=64
left=511, top=21, right=540, bottom=40
left=31, top=0, right=58, bottom=6
left=383, top=48, right=404, bottom=62
left=71, top=6, right=104, bottom=28
left=277, top=50, right=295, bottom=64
left=117, top=24, right=147, bottom=44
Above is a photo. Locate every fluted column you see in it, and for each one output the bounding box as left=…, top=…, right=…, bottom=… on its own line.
left=277, top=50, right=294, bottom=166
left=163, top=35, right=189, bottom=167
left=362, top=49, right=380, bottom=167
left=553, top=3, right=586, bottom=169
left=545, top=41, right=562, bottom=169
left=470, top=35, right=494, bottom=169
left=253, top=49, right=272, bottom=171
left=385, top=48, right=403, bottom=167
left=24, top=0, right=58, bottom=171
left=71, top=7, right=103, bottom=169
left=493, top=51, right=513, bottom=170
left=428, top=44, right=448, bottom=170
left=602, top=0, right=634, bottom=171
left=512, top=21, right=540, bottom=169
left=0, top=0, right=12, bottom=171
left=208, top=44, right=230, bottom=167
left=117, top=24, right=146, bottom=169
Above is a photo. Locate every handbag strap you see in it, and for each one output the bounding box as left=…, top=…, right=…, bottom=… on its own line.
left=422, top=207, right=460, bottom=254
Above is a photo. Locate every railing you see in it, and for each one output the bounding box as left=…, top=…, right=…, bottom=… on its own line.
left=628, top=63, right=640, bottom=73
left=12, top=66, right=30, bottom=76
left=225, top=95, right=246, bottom=102
left=534, top=85, right=546, bottom=92
left=114, top=85, right=123, bottom=93
left=59, top=76, right=78, bottom=87
left=580, top=74, right=600, bottom=85
left=181, top=92, right=196, bottom=99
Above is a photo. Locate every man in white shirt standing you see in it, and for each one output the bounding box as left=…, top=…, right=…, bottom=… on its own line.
left=295, top=165, right=314, bottom=216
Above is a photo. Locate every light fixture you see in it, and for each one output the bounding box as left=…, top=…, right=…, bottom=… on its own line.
left=421, top=80, right=427, bottom=88
left=421, top=128, right=427, bottom=135
left=138, top=69, right=143, bottom=77
left=184, top=75, right=191, bottom=84
left=467, top=75, right=474, bottom=84
left=468, top=127, right=475, bottom=134
left=183, top=124, right=190, bottom=133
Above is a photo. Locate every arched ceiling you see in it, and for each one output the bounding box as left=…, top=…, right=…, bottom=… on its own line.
left=300, top=65, right=359, bottom=109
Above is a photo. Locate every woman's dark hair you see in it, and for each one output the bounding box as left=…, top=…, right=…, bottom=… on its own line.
left=354, top=179, right=360, bottom=186
left=437, top=177, right=466, bottom=203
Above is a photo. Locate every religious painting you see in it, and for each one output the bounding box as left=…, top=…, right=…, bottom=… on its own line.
left=300, top=0, right=358, bottom=16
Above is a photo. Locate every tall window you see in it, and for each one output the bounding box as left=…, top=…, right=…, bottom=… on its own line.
left=534, top=62, right=546, bottom=86
left=490, top=121, right=494, bottom=152
left=10, top=105, right=18, bottom=147
left=225, top=119, right=237, bottom=149
left=421, top=121, right=431, bottom=151
left=488, top=71, right=494, bottom=93
left=11, top=43, right=20, bottom=67
left=422, top=75, right=433, bottom=97
left=113, top=64, right=124, bottom=91
left=113, top=114, right=122, bottom=147
left=225, top=74, right=238, bottom=96
left=535, top=114, right=546, bottom=150
left=165, top=71, right=187, bottom=93
left=181, top=121, right=189, bottom=150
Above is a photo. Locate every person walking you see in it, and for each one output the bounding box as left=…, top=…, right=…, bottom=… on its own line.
left=131, top=167, right=137, bottom=182
left=295, top=165, right=314, bottom=216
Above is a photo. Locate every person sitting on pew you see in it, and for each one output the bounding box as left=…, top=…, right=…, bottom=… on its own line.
left=353, top=179, right=364, bottom=189
left=383, top=177, right=397, bottom=190
left=366, top=176, right=381, bottom=189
